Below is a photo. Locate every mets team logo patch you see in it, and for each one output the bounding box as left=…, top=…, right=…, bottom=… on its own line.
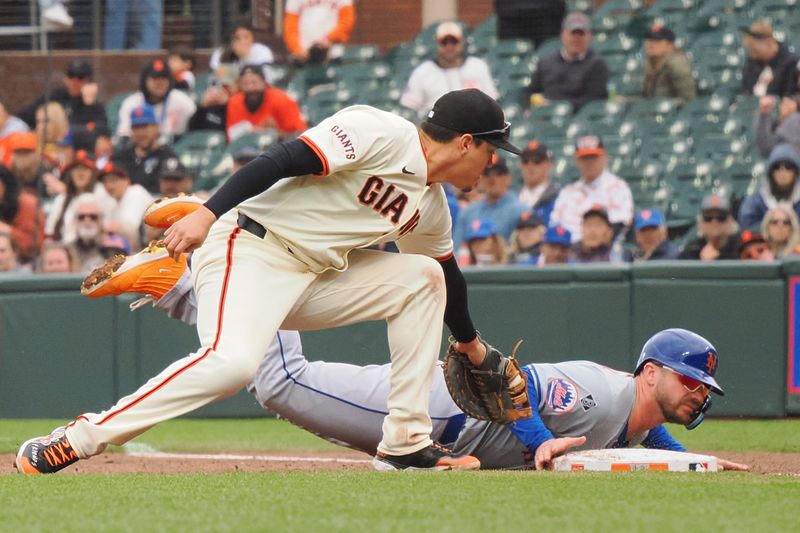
left=546, top=378, right=578, bottom=413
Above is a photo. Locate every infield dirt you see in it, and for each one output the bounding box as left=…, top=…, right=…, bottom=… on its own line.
left=3, top=450, right=799, bottom=475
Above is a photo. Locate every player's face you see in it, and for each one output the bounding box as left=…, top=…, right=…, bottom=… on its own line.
left=446, top=138, right=496, bottom=189
left=654, top=367, right=709, bottom=425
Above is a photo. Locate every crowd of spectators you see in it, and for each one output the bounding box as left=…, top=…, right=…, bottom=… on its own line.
left=3, top=4, right=800, bottom=277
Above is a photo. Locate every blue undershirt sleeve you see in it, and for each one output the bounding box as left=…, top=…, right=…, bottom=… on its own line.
left=507, top=368, right=555, bottom=452
left=641, top=424, right=686, bottom=451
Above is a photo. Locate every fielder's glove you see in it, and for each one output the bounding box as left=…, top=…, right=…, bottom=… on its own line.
left=443, top=338, right=532, bottom=424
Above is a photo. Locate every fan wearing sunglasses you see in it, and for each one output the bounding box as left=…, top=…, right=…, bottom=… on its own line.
left=678, top=193, right=741, bottom=261
left=739, top=143, right=800, bottom=231
left=400, top=21, right=499, bottom=121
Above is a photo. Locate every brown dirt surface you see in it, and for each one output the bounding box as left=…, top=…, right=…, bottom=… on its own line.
left=3, top=450, right=798, bottom=475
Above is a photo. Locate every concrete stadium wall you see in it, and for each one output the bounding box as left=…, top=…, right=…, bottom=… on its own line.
left=0, top=261, right=793, bottom=419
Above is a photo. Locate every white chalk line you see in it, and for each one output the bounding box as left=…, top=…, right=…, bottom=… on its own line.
left=126, top=451, right=371, bottom=465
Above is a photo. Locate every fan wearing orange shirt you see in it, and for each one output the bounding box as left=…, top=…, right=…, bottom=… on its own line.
left=225, top=65, right=308, bottom=142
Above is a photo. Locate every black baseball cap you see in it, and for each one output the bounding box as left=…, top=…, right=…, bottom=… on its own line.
left=66, top=59, right=92, bottom=78
left=521, top=139, right=551, bottom=162
left=643, top=24, right=676, bottom=42
left=425, top=89, right=522, bottom=155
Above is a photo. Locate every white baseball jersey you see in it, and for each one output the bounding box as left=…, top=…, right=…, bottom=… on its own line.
left=285, top=0, right=353, bottom=52
left=401, top=58, right=499, bottom=120
left=238, top=105, right=453, bottom=272
left=549, top=169, right=633, bottom=242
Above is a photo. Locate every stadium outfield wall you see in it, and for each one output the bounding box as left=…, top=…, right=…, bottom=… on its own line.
left=2, top=260, right=798, bottom=418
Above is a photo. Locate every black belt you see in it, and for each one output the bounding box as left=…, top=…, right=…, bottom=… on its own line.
left=237, top=212, right=267, bottom=239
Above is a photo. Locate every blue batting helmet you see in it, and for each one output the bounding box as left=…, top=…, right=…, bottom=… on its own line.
left=635, top=328, right=723, bottom=430
left=635, top=328, right=723, bottom=396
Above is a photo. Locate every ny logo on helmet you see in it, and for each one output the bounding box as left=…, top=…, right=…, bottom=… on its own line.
left=706, top=352, right=717, bottom=374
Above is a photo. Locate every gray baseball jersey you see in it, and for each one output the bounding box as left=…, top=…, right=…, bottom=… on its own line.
left=451, top=362, right=646, bottom=469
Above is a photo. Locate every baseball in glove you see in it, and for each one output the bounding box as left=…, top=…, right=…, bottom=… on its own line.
left=443, top=338, right=532, bottom=424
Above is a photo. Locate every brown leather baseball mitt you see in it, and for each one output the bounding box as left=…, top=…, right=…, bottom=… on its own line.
left=443, top=338, right=532, bottom=424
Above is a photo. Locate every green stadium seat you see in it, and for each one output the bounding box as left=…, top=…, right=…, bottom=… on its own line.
left=340, top=45, right=381, bottom=63
left=226, top=131, right=279, bottom=154
left=173, top=130, right=226, bottom=152
left=528, top=101, right=573, bottom=126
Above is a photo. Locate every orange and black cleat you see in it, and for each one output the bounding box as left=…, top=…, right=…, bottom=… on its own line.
left=373, top=442, right=480, bottom=471
left=81, top=240, right=187, bottom=299
left=15, top=427, right=79, bottom=474
left=143, top=194, right=205, bottom=229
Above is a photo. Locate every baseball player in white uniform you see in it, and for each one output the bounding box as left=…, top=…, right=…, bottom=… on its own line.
left=16, top=89, right=523, bottom=474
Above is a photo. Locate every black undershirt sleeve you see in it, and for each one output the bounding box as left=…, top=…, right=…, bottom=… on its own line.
left=203, top=139, right=324, bottom=218
left=439, top=255, right=478, bottom=343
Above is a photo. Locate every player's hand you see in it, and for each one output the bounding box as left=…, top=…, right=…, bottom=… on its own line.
left=163, top=205, right=216, bottom=260
left=454, top=337, right=487, bottom=367
left=534, top=436, right=587, bottom=470
left=717, top=457, right=750, bottom=471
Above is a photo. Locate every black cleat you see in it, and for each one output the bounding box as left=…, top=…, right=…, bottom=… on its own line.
left=373, top=442, right=480, bottom=471
left=15, top=427, right=80, bottom=474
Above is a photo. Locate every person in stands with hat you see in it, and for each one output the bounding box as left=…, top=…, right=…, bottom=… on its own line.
left=401, top=21, right=498, bottom=121
left=507, top=211, right=546, bottom=266
left=537, top=225, right=573, bottom=266
left=226, top=65, right=307, bottom=143
left=679, top=193, right=741, bottom=261
left=737, top=230, right=774, bottom=261
left=116, top=59, right=197, bottom=139
left=453, top=155, right=525, bottom=250
left=112, top=104, right=180, bottom=194
left=626, top=208, right=678, bottom=262
left=45, top=150, right=111, bottom=243
left=741, top=19, right=798, bottom=98
left=157, top=157, right=194, bottom=199
left=642, top=24, right=696, bottom=103
left=17, top=59, right=108, bottom=131
left=550, top=134, right=633, bottom=242
left=518, top=139, right=559, bottom=225
left=522, top=11, right=608, bottom=112
left=572, top=206, right=624, bottom=264
left=461, top=218, right=507, bottom=267
left=97, top=162, right=153, bottom=250
left=739, top=143, right=800, bottom=231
